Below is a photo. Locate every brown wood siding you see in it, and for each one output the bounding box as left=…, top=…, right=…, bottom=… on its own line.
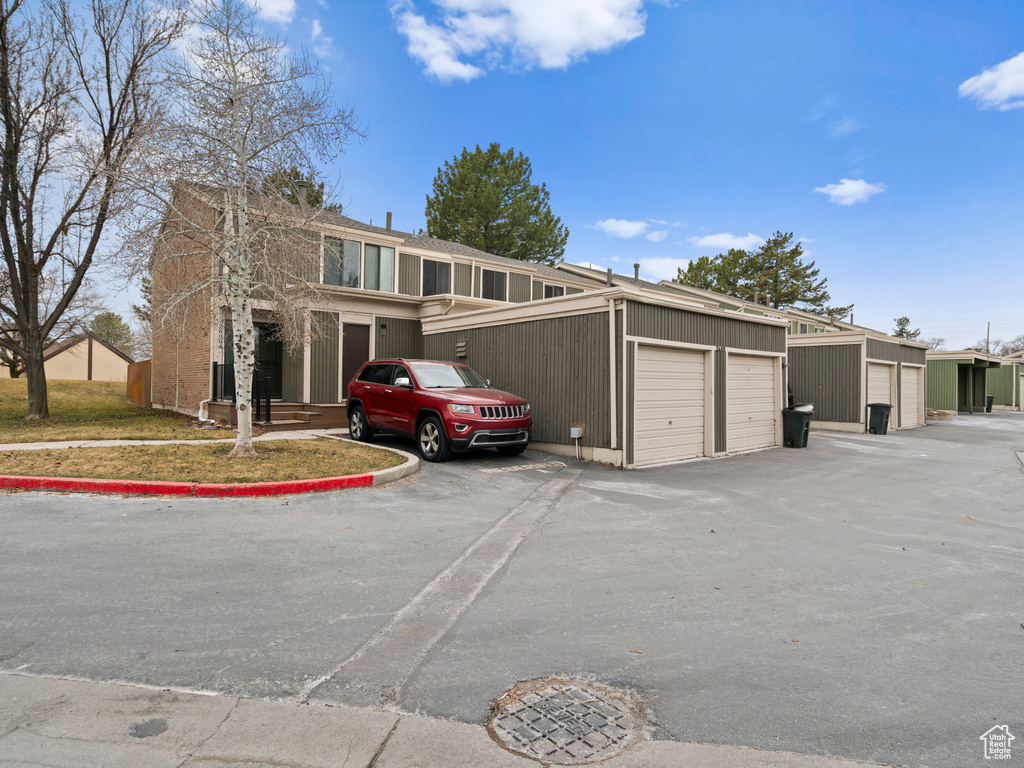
left=376, top=317, right=423, bottom=360
left=398, top=252, right=420, bottom=296
left=788, top=344, right=862, bottom=422
left=625, top=340, right=635, bottom=465
left=627, top=301, right=786, bottom=353
left=900, top=345, right=926, bottom=365
left=714, top=351, right=727, bottom=452
left=532, top=280, right=543, bottom=301
left=866, top=338, right=900, bottom=362
left=310, top=311, right=339, bottom=403
left=509, top=272, right=532, bottom=303
left=473, top=266, right=482, bottom=298
left=424, top=312, right=611, bottom=447
left=566, top=286, right=584, bottom=295
left=281, top=341, right=303, bottom=402
left=454, top=263, right=473, bottom=296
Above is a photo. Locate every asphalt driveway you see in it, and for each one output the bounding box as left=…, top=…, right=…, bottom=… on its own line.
left=1, top=415, right=1022, bottom=767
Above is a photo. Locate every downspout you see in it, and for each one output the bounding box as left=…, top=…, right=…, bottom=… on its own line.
left=609, top=297, right=618, bottom=450
left=442, top=298, right=456, bottom=316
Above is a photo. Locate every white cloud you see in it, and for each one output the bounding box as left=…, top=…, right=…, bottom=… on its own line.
left=390, top=0, right=647, bottom=81
left=959, top=51, right=1024, bottom=111
left=687, top=232, right=763, bottom=251
left=311, top=18, right=334, bottom=59
left=649, top=218, right=668, bottom=225
left=639, top=257, right=690, bottom=281
left=594, top=218, right=648, bottom=238
left=251, top=0, right=296, bottom=24
left=813, top=178, right=886, bottom=206
left=828, top=116, right=860, bottom=137
left=645, top=230, right=668, bottom=242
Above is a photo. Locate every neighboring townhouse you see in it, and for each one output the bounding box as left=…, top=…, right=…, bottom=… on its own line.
left=150, top=188, right=793, bottom=464
left=926, top=350, right=1003, bottom=415
left=26, top=332, right=134, bottom=382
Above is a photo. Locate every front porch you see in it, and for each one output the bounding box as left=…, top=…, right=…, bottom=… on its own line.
left=207, top=400, right=349, bottom=432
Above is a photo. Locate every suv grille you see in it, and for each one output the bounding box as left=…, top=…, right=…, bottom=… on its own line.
left=480, top=405, right=524, bottom=420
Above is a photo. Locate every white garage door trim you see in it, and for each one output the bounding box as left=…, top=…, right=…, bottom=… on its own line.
left=632, top=344, right=711, bottom=467
left=900, top=365, right=922, bottom=428
left=867, top=361, right=895, bottom=406
left=726, top=352, right=780, bottom=453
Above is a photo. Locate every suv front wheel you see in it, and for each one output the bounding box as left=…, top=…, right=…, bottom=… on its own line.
left=417, top=416, right=452, bottom=462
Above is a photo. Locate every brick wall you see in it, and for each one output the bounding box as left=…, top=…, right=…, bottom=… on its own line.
left=151, top=189, right=217, bottom=415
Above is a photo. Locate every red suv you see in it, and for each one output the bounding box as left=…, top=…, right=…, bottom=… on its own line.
left=346, top=359, right=532, bottom=462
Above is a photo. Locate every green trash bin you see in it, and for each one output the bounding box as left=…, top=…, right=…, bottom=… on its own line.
left=782, top=404, right=813, bottom=448
left=867, top=403, right=891, bottom=435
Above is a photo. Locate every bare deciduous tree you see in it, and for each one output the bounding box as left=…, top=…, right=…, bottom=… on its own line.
left=921, top=336, right=946, bottom=352
left=134, top=0, right=364, bottom=457
left=1, top=269, right=106, bottom=376
left=0, top=0, right=184, bottom=417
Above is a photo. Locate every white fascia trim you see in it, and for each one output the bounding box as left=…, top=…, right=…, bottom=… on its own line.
left=628, top=335, right=716, bottom=353
left=786, top=332, right=867, bottom=347
left=725, top=347, right=786, bottom=358
left=866, top=358, right=898, bottom=366
left=318, top=222, right=405, bottom=247
left=901, top=362, right=926, bottom=369
left=424, top=286, right=789, bottom=335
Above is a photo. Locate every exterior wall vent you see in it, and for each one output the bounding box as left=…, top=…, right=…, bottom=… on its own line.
left=456, top=339, right=468, bottom=359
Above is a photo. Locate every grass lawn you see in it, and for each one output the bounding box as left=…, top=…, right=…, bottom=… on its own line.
left=0, top=439, right=404, bottom=484
left=0, top=379, right=236, bottom=443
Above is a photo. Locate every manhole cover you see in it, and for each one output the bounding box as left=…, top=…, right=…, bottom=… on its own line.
left=487, top=678, right=644, bottom=764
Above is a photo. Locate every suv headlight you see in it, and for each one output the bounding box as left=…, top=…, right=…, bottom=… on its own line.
left=448, top=403, right=475, bottom=415
left=524, top=403, right=531, bottom=414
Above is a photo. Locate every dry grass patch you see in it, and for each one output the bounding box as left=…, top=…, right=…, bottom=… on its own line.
left=0, top=439, right=403, bottom=484
left=0, top=379, right=235, bottom=443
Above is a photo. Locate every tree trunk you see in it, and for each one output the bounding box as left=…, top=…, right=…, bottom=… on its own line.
left=22, top=332, right=49, bottom=419
left=228, top=297, right=257, bottom=458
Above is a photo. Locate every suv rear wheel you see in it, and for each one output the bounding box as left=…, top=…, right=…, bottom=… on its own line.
left=349, top=406, right=374, bottom=442
left=417, top=416, right=451, bottom=462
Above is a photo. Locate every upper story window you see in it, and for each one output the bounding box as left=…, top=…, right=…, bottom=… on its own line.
left=324, top=238, right=394, bottom=293
left=544, top=284, right=565, bottom=299
left=481, top=269, right=506, bottom=301
left=364, top=244, right=395, bottom=292
left=798, top=323, right=808, bottom=334
left=422, top=259, right=452, bottom=297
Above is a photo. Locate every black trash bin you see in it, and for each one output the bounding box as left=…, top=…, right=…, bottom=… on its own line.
left=782, top=403, right=813, bottom=448
left=867, top=403, right=891, bottom=435
left=986, top=395, right=994, bottom=413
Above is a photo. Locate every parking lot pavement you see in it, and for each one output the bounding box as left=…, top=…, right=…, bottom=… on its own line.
left=1, top=415, right=1023, bottom=768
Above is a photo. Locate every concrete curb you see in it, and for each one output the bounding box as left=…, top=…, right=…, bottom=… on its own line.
left=0, top=437, right=420, bottom=497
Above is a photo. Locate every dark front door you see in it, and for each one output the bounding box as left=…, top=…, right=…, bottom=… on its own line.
left=342, top=324, right=371, bottom=400
left=255, top=323, right=283, bottom=399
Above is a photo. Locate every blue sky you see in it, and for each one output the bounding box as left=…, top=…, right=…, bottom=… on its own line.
left=121, top=0, right=1024, bottom=349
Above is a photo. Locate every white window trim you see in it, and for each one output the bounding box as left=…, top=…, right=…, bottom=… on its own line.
left=481, top=267, right=509, bottom=302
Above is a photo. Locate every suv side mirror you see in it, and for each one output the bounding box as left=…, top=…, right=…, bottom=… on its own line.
left=485, top=379, right=492, bottom=387
left=394, top=376, right=412, bottom=388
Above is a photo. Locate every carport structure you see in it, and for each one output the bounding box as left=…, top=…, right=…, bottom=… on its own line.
left=987, top=352, right=1022, bottom=411
left=786, top=331, right=928, bottom=432
left=421, top=286, right=789, bottom=468
left=926, top=350, right=1002, bottom=415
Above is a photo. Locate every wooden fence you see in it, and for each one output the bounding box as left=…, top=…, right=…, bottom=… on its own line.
left=127, top=359, right=152, bottom=407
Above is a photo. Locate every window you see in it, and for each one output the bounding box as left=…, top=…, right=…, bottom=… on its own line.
left=544, top=284, right=565, bottom=299
left=422, top=259, right=452, bottom=296
left=325, top=238, right=361, bottom=288
left=357, top=364, right=394, bottom=385
left=364, top=244, right=395, bottom=292
left=481, top=269, right=506, bottom=301
left=799, top=323, right=808, bottom=334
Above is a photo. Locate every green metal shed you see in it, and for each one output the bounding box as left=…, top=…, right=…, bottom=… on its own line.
left=925, top=350, right=1002, bottom=415
left=987, top=354, right=1022, bottom=411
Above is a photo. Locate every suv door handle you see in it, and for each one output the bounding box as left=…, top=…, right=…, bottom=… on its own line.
left=385, top=388, right=393, bottom=393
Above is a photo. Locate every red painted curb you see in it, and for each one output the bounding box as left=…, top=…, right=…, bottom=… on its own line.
left=192, top=474, right=374, bottom=497
left=0, top=472, right=376, bottom=497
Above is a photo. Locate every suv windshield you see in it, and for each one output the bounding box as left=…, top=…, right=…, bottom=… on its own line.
left=409, top=362, right=488, bottom=389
